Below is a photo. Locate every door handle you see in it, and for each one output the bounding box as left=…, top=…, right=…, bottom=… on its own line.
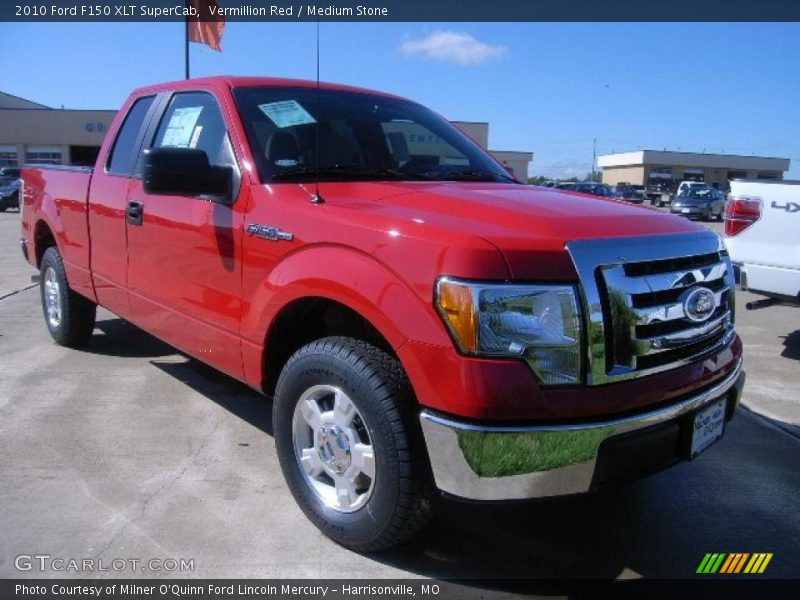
left=127, top=200, right=144, bottom=226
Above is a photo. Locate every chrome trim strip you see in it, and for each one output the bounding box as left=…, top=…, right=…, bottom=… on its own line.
left=609, top=262, right=729, bottom=295
left=638, top=313, right=730, bottom=352
left=419, top=358, right=743, bottom=501
left=633, top=287, right=729, bottom=325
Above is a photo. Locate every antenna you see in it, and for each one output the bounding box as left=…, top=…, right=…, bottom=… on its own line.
left=310, top=18, right=324, bottom=204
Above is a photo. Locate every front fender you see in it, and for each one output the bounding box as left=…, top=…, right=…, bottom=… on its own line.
left=243, top=245, right=449, bottom=350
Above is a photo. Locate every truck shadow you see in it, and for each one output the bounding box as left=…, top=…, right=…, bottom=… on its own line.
left=84, top=319, right=176, bottom=358
left=780, top=330, right=800, bottom=361
left=87, top=316, right=799, bottom=588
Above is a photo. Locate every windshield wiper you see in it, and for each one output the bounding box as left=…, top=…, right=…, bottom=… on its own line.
left=271, top=165, right=425, bottom=181
left=422, top=169, right=518, bottom=183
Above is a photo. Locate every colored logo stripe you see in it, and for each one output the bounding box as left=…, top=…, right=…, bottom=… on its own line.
left=697, top=553, right=726, bottom=573
left=744, top=553, right=773, bottom=574
left=720, top=553, right=749, bottom=573
left=698, top=552, right=773, bottom=574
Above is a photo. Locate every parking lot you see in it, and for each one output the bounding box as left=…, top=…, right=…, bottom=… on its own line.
left=0, top=207, right=798, bottom=584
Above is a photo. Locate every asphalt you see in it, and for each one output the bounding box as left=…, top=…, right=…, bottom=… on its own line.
left=0, top=208, right=798, bottom=585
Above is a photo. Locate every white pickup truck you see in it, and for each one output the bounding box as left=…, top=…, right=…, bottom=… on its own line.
left=724, top=179, right=800, bottom=307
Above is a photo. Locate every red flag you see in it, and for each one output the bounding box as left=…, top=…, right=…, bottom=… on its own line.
left=187, top=0, right=225, bottom=52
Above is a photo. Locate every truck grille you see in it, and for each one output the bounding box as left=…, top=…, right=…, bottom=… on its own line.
left=567, top=233, right=736, bottom=385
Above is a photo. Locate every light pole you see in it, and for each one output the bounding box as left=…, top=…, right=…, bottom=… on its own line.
left=591, top=138, right=597, bottom=182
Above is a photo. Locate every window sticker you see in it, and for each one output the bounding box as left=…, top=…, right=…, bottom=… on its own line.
left=258, top=100, right=316, bottom=128
left=161, top=106, right=204, bottom=148
left=188, top=126, right=203, bottom=149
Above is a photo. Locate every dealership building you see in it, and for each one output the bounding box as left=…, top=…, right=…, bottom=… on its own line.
left=598, top=149, right=790, bottom=190
left=452, top=121, right=533, bottom=181
left=0, top=91, right=117, bottom=167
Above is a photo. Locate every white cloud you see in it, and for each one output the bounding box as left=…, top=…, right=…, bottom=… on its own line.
left=399, top=31, right=509, bottom=67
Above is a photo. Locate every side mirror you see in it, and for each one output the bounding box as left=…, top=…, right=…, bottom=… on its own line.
left=142, top=147, right=232, bottom=201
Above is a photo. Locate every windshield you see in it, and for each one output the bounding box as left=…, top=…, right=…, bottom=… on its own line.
left=680, top=188, right=713, bottom=200
left=232, top=86, right=517, bottom=184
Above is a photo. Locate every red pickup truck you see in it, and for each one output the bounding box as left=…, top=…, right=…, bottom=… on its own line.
left=20, top=76, right=744, bottom=551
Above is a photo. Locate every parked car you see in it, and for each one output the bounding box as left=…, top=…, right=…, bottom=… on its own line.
left=0, top=167, right=21, bottom=186
left=646, top=180, right=673, bottom=206
left=725, top=179, right=800, bottom=307
left=566, top=182, right=617, bottom=198
left=670, top=187, right=726, bottom=221
left=20, top=76, right=744, bottom=551
left=676, top=180, right=709, bottom=197
left=614, top=183, right=645, bottom=204
left=0, top=184, right=19, bottom=211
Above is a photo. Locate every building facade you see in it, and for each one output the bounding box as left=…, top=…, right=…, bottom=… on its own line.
left=0, top=92, right=117, bottom=167
left=453, top=121, right=533, bottom=181
left=598, top=150, right=790, bottom=191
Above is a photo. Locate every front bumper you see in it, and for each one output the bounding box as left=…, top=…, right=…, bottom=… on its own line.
left=420, top=358, right=744, bottom=501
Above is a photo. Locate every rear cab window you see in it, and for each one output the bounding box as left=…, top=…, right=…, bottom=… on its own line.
left=106, top=96, right=155, bottom=176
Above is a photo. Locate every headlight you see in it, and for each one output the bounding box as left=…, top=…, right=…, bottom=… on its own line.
left=435, top=278, right=582, bottom=385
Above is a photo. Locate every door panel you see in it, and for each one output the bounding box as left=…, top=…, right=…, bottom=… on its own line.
left=126, top=91, right=246, bottom=379
left=88, top=94, right=157, bottom=318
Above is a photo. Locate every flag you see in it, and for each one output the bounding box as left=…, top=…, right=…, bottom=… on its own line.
left=187, top=0, right=225, bottom=52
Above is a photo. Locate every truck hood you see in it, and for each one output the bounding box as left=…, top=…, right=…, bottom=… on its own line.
left=320, top=181, right=702, bottom=280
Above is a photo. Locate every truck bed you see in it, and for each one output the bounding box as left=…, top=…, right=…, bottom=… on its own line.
left=20, top=164, right=95, bottom=301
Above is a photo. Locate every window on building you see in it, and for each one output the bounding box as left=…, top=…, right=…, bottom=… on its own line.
left=25, top=147, right=62, bottom=165
left=727, top=170, right=747, bottom=180
left=0, top=152, right=18, bottom=167
left=756, top=172, right=777, bottom=180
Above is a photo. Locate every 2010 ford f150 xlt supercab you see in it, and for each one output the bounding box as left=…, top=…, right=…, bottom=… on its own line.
left=20, top=76, right=745, bottom=551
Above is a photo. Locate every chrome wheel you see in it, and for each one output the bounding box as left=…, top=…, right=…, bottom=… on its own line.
left=291, top=384, right=375, bottom=513
left=43, top=266, right=62, bottom=329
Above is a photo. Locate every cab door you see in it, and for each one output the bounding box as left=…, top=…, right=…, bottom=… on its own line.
left=125, top=91, right=247, bottom=378
left=87, top=94, right=159, bottom=318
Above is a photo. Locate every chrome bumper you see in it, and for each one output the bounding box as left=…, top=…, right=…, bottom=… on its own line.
left=419, top=359, right=744, bottom=501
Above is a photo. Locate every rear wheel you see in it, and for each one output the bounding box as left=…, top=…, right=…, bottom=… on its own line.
left=40, top=247, right=96, bottom=347
left=273, top=336, right=433, bottom=551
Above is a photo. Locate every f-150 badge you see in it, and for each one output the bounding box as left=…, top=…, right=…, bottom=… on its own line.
left=246, top=224, right=294, bottom=241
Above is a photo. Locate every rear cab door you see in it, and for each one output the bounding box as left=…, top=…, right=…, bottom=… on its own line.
left=87, top=93, right=161, bottom=319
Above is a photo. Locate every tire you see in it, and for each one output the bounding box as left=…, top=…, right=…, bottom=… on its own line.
left=40, top=246, right=97, bottom=347
left=273, top=336, right=433, bottom=551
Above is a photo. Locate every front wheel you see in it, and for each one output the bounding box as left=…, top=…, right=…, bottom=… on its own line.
left=40, top=246, right=97, bottom=347
left=273, top=337, right=433, bottom=551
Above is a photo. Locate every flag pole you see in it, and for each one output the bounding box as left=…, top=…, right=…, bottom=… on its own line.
left=185, top=13, right=190, bottom=79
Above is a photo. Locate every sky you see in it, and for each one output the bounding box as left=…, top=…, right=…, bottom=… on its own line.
left=1, top=21, right=799, bottom=178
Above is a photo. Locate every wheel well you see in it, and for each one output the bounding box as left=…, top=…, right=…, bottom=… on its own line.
left=34, top=220, right=56, bottom=267
left=263, top=298, right=398, bottom=397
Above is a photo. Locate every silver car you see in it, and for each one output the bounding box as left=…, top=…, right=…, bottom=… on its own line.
left=670, top=187, right=726, bottom=221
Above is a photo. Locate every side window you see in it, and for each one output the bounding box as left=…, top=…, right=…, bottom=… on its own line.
left=107, top=95, right=155, bottom=175
left=152, top=92, right=229, bottom=166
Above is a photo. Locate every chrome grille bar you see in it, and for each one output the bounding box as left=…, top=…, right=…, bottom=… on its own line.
left=633, top=287, right=730, bottom=325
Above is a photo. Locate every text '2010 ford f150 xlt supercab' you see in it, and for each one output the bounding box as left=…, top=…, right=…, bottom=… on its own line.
left=20, top=76, right=745, bottom=551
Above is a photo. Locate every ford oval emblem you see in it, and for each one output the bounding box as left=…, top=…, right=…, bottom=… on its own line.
left=683, top=287, right=716, bottom=322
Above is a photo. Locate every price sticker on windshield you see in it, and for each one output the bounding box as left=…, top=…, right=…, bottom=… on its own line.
left=259, top=100, right=316, bottom=128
